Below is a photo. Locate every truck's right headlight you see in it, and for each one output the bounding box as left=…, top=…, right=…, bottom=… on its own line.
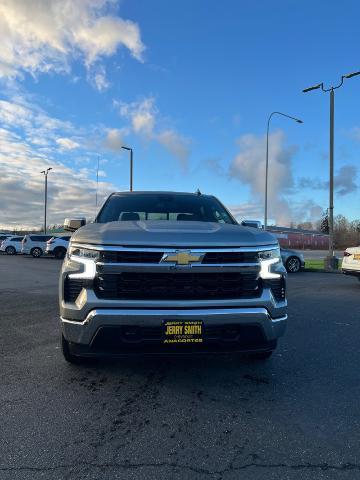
left=258, top=247, right=282, bottom=279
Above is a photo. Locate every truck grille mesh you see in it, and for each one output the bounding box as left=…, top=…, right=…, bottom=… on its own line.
left=64, top=277, right=84, bottom=302
left=99, top=250, right=259, bottom=264
left=100, top=251, right=163, bottom=263
left=263, top=277, right=286, bottom=301
left=94, top=272, right=261, bottom=300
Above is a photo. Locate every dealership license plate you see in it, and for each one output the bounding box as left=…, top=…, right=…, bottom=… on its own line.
left=354, top=254, right=360, bottom=261
left=163, top=320, right=203, bottom=344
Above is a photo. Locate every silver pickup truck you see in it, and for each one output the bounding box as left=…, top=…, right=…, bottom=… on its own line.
left=60, top=191, right=287, bottom=363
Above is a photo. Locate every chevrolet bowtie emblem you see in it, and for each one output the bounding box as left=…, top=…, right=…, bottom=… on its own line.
left=161, top=251, right=204, bottom=265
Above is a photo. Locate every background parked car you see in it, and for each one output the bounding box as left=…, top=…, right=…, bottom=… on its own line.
left=281, top=248, right=305, bottom=273
left=21, top=234, right=55, bottom=257
left=0, top=234, right=12, bottom=243
left=342, top=246, right=360, bottom=281
left=0, top=236, right=24, bottom=255
left=45, top=235, right=71, bottom=259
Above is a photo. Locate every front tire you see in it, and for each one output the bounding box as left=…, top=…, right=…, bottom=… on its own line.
left=61, top=335, right=87, bottom=364
left=31, top=247, right=42, bottom=258
left=5, top=246, right=16, bottom=255
left=286, top=256, right=301, bottom=273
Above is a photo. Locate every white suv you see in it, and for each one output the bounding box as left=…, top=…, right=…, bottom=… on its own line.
left=46, top=235, right=71, bottom=259
left=342, top=247, right=360, bottom=281
left=0, top=236, right=24, bottom=255
left=21, top=234, right=54, bottom=257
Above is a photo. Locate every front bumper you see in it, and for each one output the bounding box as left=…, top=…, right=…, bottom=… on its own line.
left=342, top=268, right=360, bottom=277
left=61, top=307, right=287, bottom=355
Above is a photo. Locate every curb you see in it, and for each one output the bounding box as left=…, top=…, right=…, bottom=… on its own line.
left=303, top=268, right=341, bottom=274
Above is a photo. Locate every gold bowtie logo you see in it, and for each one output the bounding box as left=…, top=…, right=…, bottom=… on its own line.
left=161, top=251, right=204, bottom=265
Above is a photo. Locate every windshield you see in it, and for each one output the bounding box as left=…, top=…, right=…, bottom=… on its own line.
left=96, top=193, right=236, bottom=224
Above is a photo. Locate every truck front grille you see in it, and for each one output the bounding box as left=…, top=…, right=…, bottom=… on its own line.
left=94, top=272, right=261, bottom=300
left=202, top=252, right=258, bottom=264
left=98, top=250, right=259, bottom=264
left=100, top=251, right=163, bottom=263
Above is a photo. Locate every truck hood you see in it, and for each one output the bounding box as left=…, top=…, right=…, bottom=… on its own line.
left=71, top=221, right=277, bottom=248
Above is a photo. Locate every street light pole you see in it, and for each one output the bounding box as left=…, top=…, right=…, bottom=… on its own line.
left=95, top=155, right=100, bottom=208
left=303, top=70, right=360, bottom=268
left=40, top=167, right=52, bottom=234
left=121, top=146, right=133, bottom=191
left=264, top=112, right=303, bottom=230
left=329, top=88, right=335, bottom=260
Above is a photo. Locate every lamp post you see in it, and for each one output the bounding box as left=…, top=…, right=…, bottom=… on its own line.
left=95, top=155, right=100, bottom=208
left=303, top=71, right=360, bottom=269
left=264, top=112, right=303, bottom=230
left=121, top=146, right=133, bottom=191
left=40, top=167, right=52, bottom=234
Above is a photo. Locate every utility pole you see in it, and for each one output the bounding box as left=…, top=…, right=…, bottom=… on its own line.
left=303, top=70, right=360, bottom=269
left=40, top=168, right=52, bottom=234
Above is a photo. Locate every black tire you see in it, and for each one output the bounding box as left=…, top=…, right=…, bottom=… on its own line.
left=31, top=247, right=42, bottom=258
left=5, top=246, right=16, bottom=255
left=286, top=256, right=301, bottom=273
left=61, top=335, right=86, bottom=364
left=54, top=247, right=66, bottom=260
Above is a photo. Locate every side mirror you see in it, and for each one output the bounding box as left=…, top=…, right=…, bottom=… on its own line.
left=64, top=218, right=86, bottom=232
left=241, top=220, right=263, bottom=229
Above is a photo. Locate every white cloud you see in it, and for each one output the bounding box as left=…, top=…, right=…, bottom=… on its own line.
left=89, top=64, right=110, bottom=91
left=0, top=0, right=145, bottom=86
left=157, top=130, right=190, bottom=170
left=0, top=130, right=115, bottom=229
left=119, top=97, right=156, bottom=136
left=117, top=97, right=191, bottom=168
left=0, top=100, right=117, bottom=229
left=56, top=137, right=80, bottom=151
left=228, top=203, right=264, bottom=222
left=229, top=131, right=328, bottom=226
left=104, top=128, right=126, bottom=151
left=229, top=130, right=297, bottom=226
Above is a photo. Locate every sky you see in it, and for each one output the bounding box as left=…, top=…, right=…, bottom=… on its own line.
left=0, top=0, right=359, bottom=230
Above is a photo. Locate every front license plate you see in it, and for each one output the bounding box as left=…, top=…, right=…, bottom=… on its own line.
left=354, top=254, right=360, bottom=261
left=163, top=320, right=203, bottom=344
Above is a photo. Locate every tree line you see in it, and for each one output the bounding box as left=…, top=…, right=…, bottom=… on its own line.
left=292, top=213, right=360, bottom=248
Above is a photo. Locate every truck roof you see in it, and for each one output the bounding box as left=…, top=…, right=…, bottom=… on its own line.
left=110, top=191, right=211, bottom=197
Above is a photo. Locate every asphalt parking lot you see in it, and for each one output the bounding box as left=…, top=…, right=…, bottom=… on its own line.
left=1, top=255, right=360, bottom=480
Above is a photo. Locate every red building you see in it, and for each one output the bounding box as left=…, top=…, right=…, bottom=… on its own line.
left=267, top=226, right=329, bottom=250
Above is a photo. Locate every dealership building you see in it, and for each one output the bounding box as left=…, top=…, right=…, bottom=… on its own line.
left=267, top=226, right=329, bottom=250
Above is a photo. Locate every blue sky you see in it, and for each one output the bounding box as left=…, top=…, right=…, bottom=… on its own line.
left=0, top=0, right=359, bottom=229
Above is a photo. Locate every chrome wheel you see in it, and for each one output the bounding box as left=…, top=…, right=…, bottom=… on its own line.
left=31, top=247, right=42, bottom=258
left=5, top=246, right=16, bottom=255
left=286, top=256, right=301, bottom=273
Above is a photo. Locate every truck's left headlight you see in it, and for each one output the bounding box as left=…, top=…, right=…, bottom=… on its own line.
left=258, top=247, right=282, bottom=279
left=68, top=246, right=99, bottom=260
left=66, top=245, right=99, bottom=280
